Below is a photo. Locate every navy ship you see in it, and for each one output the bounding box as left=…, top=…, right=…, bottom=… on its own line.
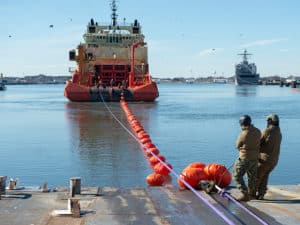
left=235, top=50, right=259, bottom=85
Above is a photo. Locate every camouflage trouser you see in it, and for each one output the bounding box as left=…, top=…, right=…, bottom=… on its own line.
left=256, top=160, right=277, bottom=196
left=233, top=158, right=258, bottom=193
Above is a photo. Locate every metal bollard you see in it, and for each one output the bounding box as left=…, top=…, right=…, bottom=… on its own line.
left=70, top=198, right=81, bottom=218
left=0, top=176, right=7, bottom=199
left=43, top=182, right=49, bottom=193
left=70, top=177, right=81, bottom=197
left=96, top=187, right=102, bottom=196
left=9, top=178, right=17, bottom=190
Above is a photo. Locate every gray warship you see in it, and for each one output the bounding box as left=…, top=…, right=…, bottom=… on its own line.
left=235, top=49, right=259, bottom=85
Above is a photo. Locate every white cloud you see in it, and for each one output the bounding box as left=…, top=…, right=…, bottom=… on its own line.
left=198, top=48, right=224, bottom=56
left=240, top=38, right=288, bottom=48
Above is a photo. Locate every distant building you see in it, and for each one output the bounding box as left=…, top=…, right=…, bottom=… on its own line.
left=185, top=78, right=195, bottom=84
left=213, top=78, right=227, bottom=83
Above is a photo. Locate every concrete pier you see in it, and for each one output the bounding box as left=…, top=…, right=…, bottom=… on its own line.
left=0, top=185, right=299, bottom=225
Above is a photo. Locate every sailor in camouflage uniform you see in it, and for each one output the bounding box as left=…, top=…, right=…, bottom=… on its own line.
left=233, top=115, right=261, bottom=201
left=256, top=114, right=282, bottom=200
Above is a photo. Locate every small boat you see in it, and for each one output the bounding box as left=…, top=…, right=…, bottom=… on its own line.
left=64, top=0, right=159, bottom=102
left=235, top=49, right=259, bottom=85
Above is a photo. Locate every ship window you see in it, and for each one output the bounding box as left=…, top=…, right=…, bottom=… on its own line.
left=115, top=65, right=125, bottom=70
left=116, top=73, right=125, bottom=77
left=103, top=65, right=113, bottom=70
left=89, top=26, right=96, bottom=33
left=133, top=27, right=139, bottom=34
left=103, top=73, right=111, bottom=77
left=110, top=36, right=112, bottom=43
left=95, top=65, right=100, bottom=73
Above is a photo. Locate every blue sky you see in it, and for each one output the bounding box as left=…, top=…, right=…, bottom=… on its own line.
left=1, top=0, right=299, bottom=78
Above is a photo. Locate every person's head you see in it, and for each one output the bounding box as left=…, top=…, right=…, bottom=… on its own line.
left=267, top=114, right=279, bottom=126
left=239, top=115, right=251, bottom=127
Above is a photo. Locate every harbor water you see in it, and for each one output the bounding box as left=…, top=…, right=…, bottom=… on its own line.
left=0, top=84, right=299, bottom=187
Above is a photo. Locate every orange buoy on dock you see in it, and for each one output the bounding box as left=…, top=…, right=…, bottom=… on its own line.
left=177, top=167, right=208, bottom=189
left=204, top=163, right=231, bottom=188
left=146, top=173, right=165, bottom=186
left=186, top=162, right=206, bottom=170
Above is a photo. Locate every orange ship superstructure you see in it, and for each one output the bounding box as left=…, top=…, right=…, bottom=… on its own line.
left=64, top=0, right=159, bottom=102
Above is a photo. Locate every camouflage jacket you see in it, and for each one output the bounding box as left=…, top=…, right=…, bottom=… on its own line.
left=236, top=125, right=261, bottom=160
left=260, top=125, right=282, bottom=164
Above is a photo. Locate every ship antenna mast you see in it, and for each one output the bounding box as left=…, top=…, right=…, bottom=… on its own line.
left=110, top=0, right=118, bottom=27
left=238, top=49, right=252, bottom=63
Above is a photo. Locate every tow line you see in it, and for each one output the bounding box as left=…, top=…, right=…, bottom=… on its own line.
left=99, top=94, right=267, bottom=225
left=204, top=182, right=268, bottom=225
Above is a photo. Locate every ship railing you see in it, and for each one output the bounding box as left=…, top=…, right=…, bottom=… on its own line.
left=93, top=21, right=136, bottom=27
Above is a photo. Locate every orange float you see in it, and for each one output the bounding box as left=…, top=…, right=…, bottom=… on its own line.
left=204, top=163, right=231, bottom=188
left=143, top=142, right=156, bottom=149
left=134, top=126, right=143, bottom=133
left=216, top=169, right=231, bottom=188
left=149, top=154, right=166, bottom=165
left=128, top=115, right=136, bottom=121
left=146, top=148, right=160, bottom=157
left=140, top=137, right=151, bottom=144
left=120, top=99, right=173, bottom=185
left=154, top=162, right=172, bottom=175
left=177, top=167, right=208, bottom=189
left=146, top=173, right=164, bottom=186
left=186, top=162, right=206, bottom=170
left=138, top=132, right=149, bottom=139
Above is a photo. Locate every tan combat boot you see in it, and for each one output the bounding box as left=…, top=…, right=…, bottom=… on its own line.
left=236, top=192, right=250, bottom=202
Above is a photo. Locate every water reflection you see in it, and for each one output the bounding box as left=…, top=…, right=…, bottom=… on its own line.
left=235, top=85, right=257, bottom=97
left=64, top=102, right=155, bottom=186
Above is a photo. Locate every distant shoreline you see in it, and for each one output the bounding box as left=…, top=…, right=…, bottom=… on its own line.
left=2, top=74, right=299, bottom=85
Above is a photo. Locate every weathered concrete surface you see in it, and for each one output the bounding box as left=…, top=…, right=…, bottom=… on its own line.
left=0, top=185, right=299, bottom=225
left=246, top=185, right=300, bottom=225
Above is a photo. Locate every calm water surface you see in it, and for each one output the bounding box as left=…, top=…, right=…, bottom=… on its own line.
left=0, top=84, right=299, bottom=187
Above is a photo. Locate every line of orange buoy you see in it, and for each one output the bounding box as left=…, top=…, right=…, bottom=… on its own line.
left=97, top=95, right=236, bottom=224
left=120, top=99, right=173, bottom=186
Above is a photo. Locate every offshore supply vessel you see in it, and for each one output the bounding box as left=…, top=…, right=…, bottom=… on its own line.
left=64, top=0, right=159, bottom=102
left=235, top=49, right=259, bottom=85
